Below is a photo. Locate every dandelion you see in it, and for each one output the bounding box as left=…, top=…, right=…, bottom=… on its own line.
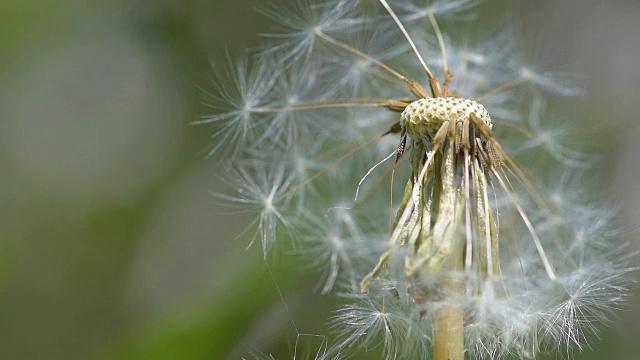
left=207, top=0, right=634, bottom=358
left=244, top=332, right=342, bottom=360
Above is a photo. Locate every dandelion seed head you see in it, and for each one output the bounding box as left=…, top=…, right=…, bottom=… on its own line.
left=209, top=0, right=633, bottom=358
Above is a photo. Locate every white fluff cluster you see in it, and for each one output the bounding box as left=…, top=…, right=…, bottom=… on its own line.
left=206, top=0, right=633, bottom=358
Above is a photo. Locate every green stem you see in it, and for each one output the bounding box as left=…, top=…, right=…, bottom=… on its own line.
left=433, top=269, right=464, bottom=360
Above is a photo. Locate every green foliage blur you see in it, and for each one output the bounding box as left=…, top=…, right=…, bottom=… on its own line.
left=0, top=1, right=638, bottom=359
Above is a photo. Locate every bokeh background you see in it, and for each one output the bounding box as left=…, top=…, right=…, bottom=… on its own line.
left=0, top=0, right=638, bottom=359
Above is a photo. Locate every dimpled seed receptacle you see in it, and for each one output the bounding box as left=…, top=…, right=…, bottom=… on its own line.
left=401, top=97, right=492, bottom=140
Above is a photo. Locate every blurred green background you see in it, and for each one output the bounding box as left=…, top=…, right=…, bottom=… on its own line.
left=0, top=0, right=638, bottom=359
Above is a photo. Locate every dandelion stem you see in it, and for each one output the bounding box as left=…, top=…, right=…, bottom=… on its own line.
left=433, top=271, right=465, bottom=360
left=432, top=123, right=465, bottom=360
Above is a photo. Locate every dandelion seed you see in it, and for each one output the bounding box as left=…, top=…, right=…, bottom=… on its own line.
left=213, top=161, right=298, bottom=257
left=209, top=0, right=634, bottom=358
left=258, top=0, right=362, bottom=64
left=198, top=55, right=281, bottom=158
